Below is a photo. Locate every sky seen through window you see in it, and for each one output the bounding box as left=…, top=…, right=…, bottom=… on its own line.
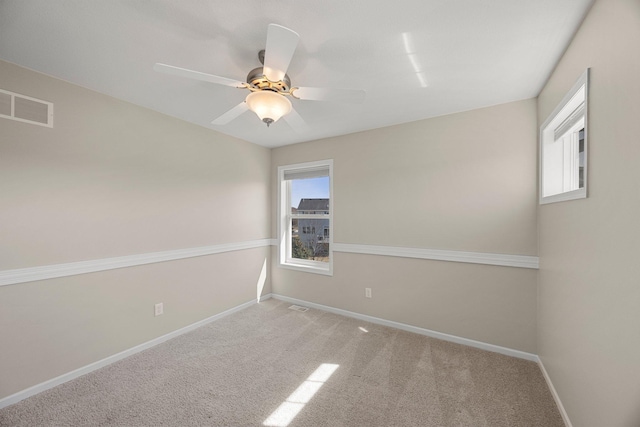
left=290, top=177, right=329, bottom=209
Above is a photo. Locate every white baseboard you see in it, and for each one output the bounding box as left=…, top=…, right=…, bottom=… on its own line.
left=537, top=357, right=572, bottom=427
left=259, top=293, right=272, bottom=302
left=0, top=296, right=265, bottom=410
left=269, top=293, right=538, bottom=362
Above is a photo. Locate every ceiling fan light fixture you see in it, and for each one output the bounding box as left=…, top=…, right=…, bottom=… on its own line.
left=246, top=90, right=292, bottom=127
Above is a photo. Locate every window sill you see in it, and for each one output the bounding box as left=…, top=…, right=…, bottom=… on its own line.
left=279, top=260, right=333, bottom=276
left=540, top=187, right=586, bottom=205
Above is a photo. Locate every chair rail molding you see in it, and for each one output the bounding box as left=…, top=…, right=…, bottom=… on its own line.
left=332, top=243, right=539, bottom=269
left=0, top=239, right=273, bottom=287
left=1, top=239, right=538, bottom=287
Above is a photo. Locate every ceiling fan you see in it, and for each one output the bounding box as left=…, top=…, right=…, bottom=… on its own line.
left=154, top=24, right=366, bottom=129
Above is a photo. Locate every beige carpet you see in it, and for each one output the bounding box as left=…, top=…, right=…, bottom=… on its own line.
left=0, top=299, right=563, bottom=426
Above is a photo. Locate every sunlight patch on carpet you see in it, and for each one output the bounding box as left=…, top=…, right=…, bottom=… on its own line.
left=263, top=363, right=339, bottom=426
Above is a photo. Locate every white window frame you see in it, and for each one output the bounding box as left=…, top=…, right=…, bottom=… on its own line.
left=277, top=159, right=333, bottom=276
left=540, top=68, right=589, bottom=205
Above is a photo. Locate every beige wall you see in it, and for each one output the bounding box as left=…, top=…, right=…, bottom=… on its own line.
left=0, top=249, right=270, bottom=398
left=537, top=1, right=640, bottom=426
left=10, top=3, right=638, bottom=416
left=273, top=100, right=538, bottom=255
left=0, top=61, right=270, bottom=269
left=271, top=99, right=539, bottom=353
left=0, top=60, right=271, bottom=399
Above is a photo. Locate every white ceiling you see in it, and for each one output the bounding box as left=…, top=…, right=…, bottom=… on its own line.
left=0, top=0, right=593, bottom=148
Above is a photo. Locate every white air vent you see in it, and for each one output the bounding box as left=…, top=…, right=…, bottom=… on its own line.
left=288, top=305, right=309, bottom=312
left=0, top=89, right=53, bottom=127
left=0, top=92, right=11, bottom=116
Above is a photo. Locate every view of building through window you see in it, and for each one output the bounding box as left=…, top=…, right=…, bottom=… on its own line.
left=279, top=160, right=332, bottom=274
left=290, top=177, right=330, bottom=263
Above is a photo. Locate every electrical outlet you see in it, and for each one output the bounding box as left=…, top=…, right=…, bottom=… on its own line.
left=154, top=303, right=164, bottom=316
left=365, top=288, right=372, bottom=298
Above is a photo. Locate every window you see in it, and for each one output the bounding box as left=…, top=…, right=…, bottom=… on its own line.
left=540, top=69, right=589, bottom=204
left=278, top=160, right=333, bottom=275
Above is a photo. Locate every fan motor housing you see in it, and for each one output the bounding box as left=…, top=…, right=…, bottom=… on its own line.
left=246, top=67, right=291, bottom=93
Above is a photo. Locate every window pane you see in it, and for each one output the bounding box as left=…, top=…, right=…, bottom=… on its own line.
left=291, top=223, right=309, bottom=260
left=292, top=218, right=330, bottom=263
left=578, top=129, right=585, bottom=188
left=291, top=177, right=330, bottom=214
left=543, top=121, right=584, bottom=197
left=289, top=176, right=330, bottom=263
left=279, top=160, right=333, bottom=274
left=290, top=221, right=330, bottom=263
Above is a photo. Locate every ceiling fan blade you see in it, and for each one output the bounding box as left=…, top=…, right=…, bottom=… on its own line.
left=211, top=102, right=249, bottom=125
left=293, top=87, right=366, bottom=103
left=263, top=24, right=299, bottom=82
left=283, top=107, right=310, bottom=133
left=154, top=63, right=244, bottom=88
